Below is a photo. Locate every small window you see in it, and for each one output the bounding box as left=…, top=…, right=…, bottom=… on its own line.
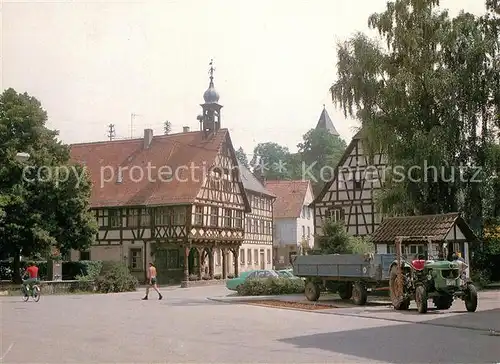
left=210, top=206, right=218, bottom=227
left=247, top=249, right=252, bottom=264
left=130, top=248, right=142, bottom=271
left=173, top=207, right=186, bottom=225
left=109, top=209, right=121, bottom=227
left=80, top=251, right=90, bottom=261
left=254, top=249, right=258, bottom=264
left=266, top=249, right=271, bottom=264
left=234, top=210, right=243, bottom=228
left=194, top=206, right=203, bottom=226
left=327, top=208, right=345, bottom=223
left=222, top=208, right=231, bottom=228
left=302, top=225, right=305, bottom=237
left=240, top=249, right=245, bottom=264
left=307, top=226, right=310, bottom=238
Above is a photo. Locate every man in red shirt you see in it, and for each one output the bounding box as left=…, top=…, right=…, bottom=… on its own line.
left=23, top=262, right=39, bottom=292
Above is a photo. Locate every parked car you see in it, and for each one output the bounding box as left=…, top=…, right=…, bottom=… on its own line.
left=277, top=268, right=302, bottom=280
left=226, top=269, right=280, bottom=291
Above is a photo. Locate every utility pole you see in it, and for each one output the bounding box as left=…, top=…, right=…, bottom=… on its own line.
left=107, top=124, right=116, bottom=141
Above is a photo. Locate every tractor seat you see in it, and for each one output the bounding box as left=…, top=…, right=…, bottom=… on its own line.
left=411, top=259, right=426, bottom=271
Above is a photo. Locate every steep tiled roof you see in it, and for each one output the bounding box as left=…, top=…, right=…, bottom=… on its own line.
left=238, top=163, right=275, bottom=197
left=264, top=180, right=310, bottom=218
left=70, top=129, right=249, bottom=209
left=315, top=106, right=339, bottom=136
left=371, top=213, right=478, bottom=243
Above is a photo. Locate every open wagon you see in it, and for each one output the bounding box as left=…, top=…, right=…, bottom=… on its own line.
left=292, top=253, right=394, bottom=305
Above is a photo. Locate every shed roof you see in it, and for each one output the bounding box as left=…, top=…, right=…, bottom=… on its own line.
left=371, top=213, right=478, bottom=243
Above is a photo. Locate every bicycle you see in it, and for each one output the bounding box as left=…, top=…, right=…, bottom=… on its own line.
left=21, top=280, right=41, bottom=302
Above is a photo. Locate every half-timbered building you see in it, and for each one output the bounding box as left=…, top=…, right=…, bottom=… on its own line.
left=312, top=130, right=387, bottom=237
left=69, top=66, right=251, bottom=284
left=312, top=130, right=477, bottom=275
left=237, top=165, right=275, bottom=272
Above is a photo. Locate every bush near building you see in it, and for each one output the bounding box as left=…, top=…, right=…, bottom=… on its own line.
left=237, top=277, right=305, bottom=296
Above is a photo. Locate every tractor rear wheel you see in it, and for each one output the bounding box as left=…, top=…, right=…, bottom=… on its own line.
left=352, top=282, right=367, bottom=306
left=338, top=282, right=353, bottom=300
left=389, top=266, right=409, bottom=310
left=464, top=284, right=478, bottom=312
left=415, top=285, right=428, bottom=314
left=304, top=281, right=320, bottom=301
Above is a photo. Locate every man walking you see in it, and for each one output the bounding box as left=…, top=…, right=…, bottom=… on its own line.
left=142, top=262, right=162, bottom=300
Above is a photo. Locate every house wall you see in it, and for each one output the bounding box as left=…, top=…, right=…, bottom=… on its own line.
left=273, top=218, right=298, bottom=246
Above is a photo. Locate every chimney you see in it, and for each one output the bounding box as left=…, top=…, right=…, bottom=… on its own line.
left=183, top=126, right=190, bottom=133
left=143, top=128, right=153, bottom=149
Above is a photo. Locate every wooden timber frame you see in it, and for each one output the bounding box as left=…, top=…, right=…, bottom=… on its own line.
left=180, top=241, right=242, bottom=287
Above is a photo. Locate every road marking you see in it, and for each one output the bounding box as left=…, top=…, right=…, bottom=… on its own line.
left=0, top=343, right=15, bottom=362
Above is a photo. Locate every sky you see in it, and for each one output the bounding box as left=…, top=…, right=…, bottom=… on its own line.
left=1, top=0, right=487, bottom=158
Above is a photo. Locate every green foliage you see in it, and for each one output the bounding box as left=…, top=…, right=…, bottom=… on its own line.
left=316, top=219, right=375, bottom=255
left=94, top=262, right=138, bottom=293
left=163, top=120, right=171, bottom=135
left=297, top=128, right=347, bottom=183
left=237, top=277, right=305, bottom=296
left=235, top=147, right=249, bottom=168
left=347, top=235, right=376, bottom=254
left=0, top=88, right=98, bottom=282
left=250, top=142, right=293, bottom=180
left=316, top=219, right=353, bottom=254
left=330, top=0, right=500, bottom=226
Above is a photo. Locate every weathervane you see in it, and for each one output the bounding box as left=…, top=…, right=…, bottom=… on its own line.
left=208, top=59, right=215, bottom=85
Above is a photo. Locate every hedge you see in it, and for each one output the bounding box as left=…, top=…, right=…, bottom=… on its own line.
left=0, top=260, right=102, bottom=281
left=237, top=277, right=305, bottom=296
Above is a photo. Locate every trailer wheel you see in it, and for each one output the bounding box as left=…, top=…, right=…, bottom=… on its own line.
left=352, top=282, right=367, bottom=305
left=304, top=281, right=320, bottom=301
left=338, top=282, right=353, bottom=300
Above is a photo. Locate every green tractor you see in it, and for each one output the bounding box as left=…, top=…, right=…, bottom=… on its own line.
left=389, top=236, right=478, bottom=314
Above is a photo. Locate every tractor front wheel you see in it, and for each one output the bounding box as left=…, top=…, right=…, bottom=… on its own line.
left=464, top=284, right=478, bottom=312
left=304, top=281, right=320, bottom=302
left=415, top=285, right=428, bottom=314
left=352, top=282, right=368, bottom=306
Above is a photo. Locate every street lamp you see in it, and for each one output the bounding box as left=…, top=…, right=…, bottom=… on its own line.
left=15, top=152, right=30, bottom=162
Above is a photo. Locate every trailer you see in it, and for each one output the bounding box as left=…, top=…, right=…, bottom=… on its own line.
left=292, top=253, right=395, bottom=305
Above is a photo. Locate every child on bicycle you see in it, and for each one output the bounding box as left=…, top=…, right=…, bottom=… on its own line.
left=22, top=262, right=39, bottom=292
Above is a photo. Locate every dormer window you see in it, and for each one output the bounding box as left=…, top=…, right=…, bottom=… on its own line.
left=116, top=168, right=123, bottom=183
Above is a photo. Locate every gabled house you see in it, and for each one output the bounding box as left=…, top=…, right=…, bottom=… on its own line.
left=312, top=129, right=477, bottom=277
left=69, top=67, right=251, bottom=284
left=264, top=180, right=314, bottom=268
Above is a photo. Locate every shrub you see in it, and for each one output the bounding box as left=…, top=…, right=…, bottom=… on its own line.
left=94, top=262, right=138, bottom=293
left=237, top=277, right=305, bottom=296
left=214, top=274, right=222, bottom=280
left=227, top=273, right=235, bottom=279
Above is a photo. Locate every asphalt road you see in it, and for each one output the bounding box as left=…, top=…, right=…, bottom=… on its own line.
left=1, top=286, right=499, bottom=363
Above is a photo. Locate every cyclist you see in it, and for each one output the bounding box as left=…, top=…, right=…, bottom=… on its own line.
left=22, top=262, right=39, bottom=293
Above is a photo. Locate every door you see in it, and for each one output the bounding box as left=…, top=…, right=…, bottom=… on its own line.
left=260, top=250, right=265, bottom=269
left=154, top=249, right=168, bottom=285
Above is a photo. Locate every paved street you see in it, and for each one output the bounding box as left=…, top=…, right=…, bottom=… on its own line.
left=1, top=286, right=499, bottom=363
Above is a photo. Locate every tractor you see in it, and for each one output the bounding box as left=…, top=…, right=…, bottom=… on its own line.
left=389, top=236, right=478, bottom=314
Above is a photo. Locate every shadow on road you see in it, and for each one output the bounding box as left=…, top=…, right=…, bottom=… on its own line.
left=279, top=309, right=500, bottom=363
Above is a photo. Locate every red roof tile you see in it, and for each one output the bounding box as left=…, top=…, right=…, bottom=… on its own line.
left=264, top=180, right=310, bottom=218
left=70, top=129, right=239, bottom=208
